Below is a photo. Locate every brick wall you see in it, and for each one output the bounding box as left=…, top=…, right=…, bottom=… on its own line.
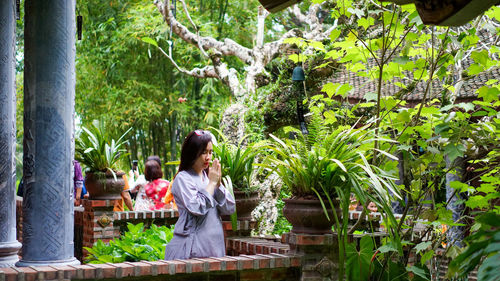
left=72, top=199, right=180, bottom=261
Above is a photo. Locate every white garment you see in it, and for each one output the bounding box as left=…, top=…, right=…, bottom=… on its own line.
left=129, top=174, right=152, bottom=211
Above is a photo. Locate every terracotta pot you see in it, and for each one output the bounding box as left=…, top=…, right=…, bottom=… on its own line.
left=283, top=198, right=340, bottom=234
left=85, top=171, right=125, bottom=200
left=222, top=190, right=260, bottom=221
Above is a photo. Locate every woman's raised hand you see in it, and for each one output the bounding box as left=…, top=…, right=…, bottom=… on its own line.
left=206, top=159, right=221, bottom=195
left=208, top=158, right=221, bottom=185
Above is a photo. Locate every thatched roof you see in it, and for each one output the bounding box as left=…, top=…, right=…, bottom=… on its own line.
left=331, top=57, right=500, bottom=104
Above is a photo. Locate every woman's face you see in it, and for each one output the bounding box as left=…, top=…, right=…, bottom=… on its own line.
left=192, top=141, right=213, bottom=173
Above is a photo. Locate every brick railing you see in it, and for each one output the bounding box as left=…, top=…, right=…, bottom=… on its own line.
left=13, top=198, right=468, bottom=280
left=227, top=237, right=290, bottom=255
left=0, top=254, right=301, bottom=281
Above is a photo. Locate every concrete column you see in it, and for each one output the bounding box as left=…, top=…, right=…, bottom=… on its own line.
left=16, top=0, right=79, bottom=266
left=445, top=155, right=466, bottom=248
left=0, top=0, right=22, bottom=268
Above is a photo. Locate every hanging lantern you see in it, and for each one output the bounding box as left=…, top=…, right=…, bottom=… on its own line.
left=292, top=66, right=308, bottom=135
left=258, top=0, right=302, bottom=13
left=16, top=0, right=20, bottom=20
left=77, top=15, right=83, bottom=40
left=381, top=0, right=500, bottom=26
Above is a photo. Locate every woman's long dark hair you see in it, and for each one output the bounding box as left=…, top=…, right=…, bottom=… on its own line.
left=178, top=130, right=212, bottom=173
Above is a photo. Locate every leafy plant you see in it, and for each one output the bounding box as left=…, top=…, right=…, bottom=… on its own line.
left=84, top=223, right=173, bottom=263
left=211, top=128, right=264, bottom=192
left=267, top=114, right=400, bottom=204
left=266, top=110, right=403, bottom=280
left=448, top=213, right=500, bottom=281
left=75, top=120, right=132, bottom=174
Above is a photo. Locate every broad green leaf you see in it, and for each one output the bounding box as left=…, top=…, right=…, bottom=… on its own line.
left=337, top=84, right=353, bottom=97
left=466, top=195, right=491, bottom=209
left=346, top=236, right=374, bottom=281
left=330, top=29, right=341, bottom=41
left=323, top=110, right=337, bottom=124
left=141, top=37, right=158, bottom=47
left=471, top=50, right=489, bottom=66
left=421, top=250, right=434, bottom=266
left=408, top=265, right=430, bottom=281
left=321, top=83, right=338, bottom=98
left=415, top=241, right=431, bottom=254
left=357, top=17, right=374, bottom=29
left=468, top=64, right=484, bottom=76
left=449, top=181, right=475, bottom=193
left=378, top=241, right=398, bottom=253
left=444, top=143, right=465, bottom=163
left=477, top=86, right=500, bottom=103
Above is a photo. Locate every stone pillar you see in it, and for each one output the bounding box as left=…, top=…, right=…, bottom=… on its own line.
left=445, top=156, right=466, bottom=248
left=0, top=0, right=22, bottom=268
left=16, top=0, right=79, bottom=267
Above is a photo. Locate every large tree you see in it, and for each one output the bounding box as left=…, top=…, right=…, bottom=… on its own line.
left=75, top=0, right=231, bottom=177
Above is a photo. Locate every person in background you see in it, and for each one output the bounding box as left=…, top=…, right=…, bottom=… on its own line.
left=144, top=159, right=170, bottom=210
left=74, top=160, right=84, bottom=206
left=164, top=129, right=235, bottom=260
left=164, top=181, right=177, bottom=210
left=113, top=173, right=134, bottom=211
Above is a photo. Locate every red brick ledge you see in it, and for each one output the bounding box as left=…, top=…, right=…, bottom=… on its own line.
left=0, top=254, right=301, bottom=280
left=113, top=209, right=179, bottom=221
left=227, top=237, right=290, bottom=255
left=221, top=220, right=257, bottom=231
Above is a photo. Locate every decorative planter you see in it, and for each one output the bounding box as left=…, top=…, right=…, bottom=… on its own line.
left=283, top=198, right=340, bottom=234
left=84, top=170, right=125, bottom=200
left=222, top=190, right=260, bottom=221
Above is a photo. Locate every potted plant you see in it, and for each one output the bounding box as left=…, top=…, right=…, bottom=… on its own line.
left=211, top=128, right=264, bottom=221
left=75, top=121, right=131, bottom=200
left=266, top=114, right=401, bottom=235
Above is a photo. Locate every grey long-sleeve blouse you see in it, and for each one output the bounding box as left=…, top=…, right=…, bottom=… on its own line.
left=164, top=169, right=235, bottom=260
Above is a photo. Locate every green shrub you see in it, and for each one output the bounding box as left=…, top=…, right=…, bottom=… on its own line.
left=84, top=223, right=173, bottom=264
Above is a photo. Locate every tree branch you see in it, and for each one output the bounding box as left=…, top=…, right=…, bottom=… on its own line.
left=291, top=5, right=308, bottom=24
left=155, top=44, right=219, bottom=78
left=154, top=0, right=254, bottom=64
left=178, top=0, right=209, bottom=58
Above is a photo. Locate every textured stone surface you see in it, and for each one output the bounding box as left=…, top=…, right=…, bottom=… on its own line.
left=17, top=0, right=78, bottom=267
left=0, top=0, right=22, bottom=268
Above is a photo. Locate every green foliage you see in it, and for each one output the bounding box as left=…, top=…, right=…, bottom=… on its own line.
left=346, top=236, right=374, bottom=281
left=274, top=1, right=500, bottom=280
left=211, top=128, right=264, bottom=192
left=266, top=112, right=399, bottom=204
left=75, top=120, right=131, bottom=173
left=449, top=213, right=500, bottom=281
left=84, top=223, right=173, bottom=263
left=75, top=0, right=232, bottom=177
left=272, top=188, right=292, bottom=235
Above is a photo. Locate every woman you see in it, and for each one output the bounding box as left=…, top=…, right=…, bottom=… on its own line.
left=165, top=130, right=235, bottom=259
left=143, top=159, right=170, bottom=210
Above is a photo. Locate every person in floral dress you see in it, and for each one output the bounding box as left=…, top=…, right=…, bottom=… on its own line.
left=144, top=159, right=170, bottom=210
